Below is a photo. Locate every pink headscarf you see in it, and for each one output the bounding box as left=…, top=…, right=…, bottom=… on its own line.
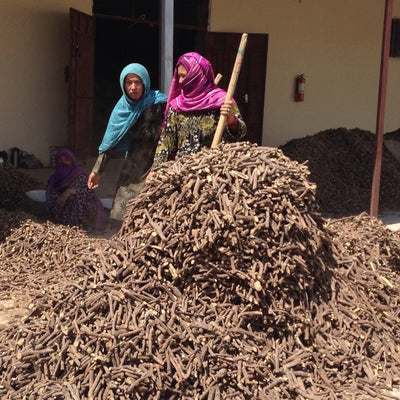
left=163, top=52, right=228, bottom=121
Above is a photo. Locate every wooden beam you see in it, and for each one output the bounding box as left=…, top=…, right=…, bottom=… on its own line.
left=370, top=0, right=393, bottom=217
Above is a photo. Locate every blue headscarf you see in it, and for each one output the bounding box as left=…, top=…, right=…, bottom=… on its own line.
left=98, top=63, right=167, bottom=153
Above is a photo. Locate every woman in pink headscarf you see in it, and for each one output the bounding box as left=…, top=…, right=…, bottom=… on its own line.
left=151, top=52, right=247, bottom=168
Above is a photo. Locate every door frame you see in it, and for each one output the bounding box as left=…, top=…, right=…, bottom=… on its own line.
left=68, top=8, right=95, bottom=159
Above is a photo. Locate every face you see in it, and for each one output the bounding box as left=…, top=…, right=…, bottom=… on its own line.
left=177, top=65, right=188, bottom=84
left=124, top=73, right=144, bottom=101
left=58, top=155, right=72, bottom=166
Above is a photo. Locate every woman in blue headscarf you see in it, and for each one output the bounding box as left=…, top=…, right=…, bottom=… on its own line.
left=88, top=63, right=167, bottom=222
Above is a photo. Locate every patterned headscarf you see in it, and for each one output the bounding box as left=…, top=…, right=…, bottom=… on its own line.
left=164, top=52, right=228, bottom=118
left=99, top=63, right=167, bottom=153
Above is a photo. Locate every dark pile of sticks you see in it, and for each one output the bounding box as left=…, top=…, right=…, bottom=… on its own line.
left=0, top=209, right=30, bottom=242
left=0, top=215, right=122, bottom=301
left=0, top=165, right=40, bottom=210
left=118, top=142, right=328, bottom=326
left=279, top=127, right=400, bottom=216
left=1, top=142, right=400, bottom=399
left=385, top=128, right=400, bottom=140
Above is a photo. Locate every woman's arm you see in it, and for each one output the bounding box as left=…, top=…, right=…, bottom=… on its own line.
left=88, top=152, right=110, bottom=189
left=56, top=187, right=77, bottom=206
left=222, top=102, right=247, bottom=141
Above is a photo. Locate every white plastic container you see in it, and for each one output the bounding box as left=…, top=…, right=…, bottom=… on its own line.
left=100, top=197, right=113, bottom=209
left=25, top=190, right=46, bottom=203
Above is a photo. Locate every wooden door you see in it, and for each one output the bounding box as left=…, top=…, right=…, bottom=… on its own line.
left=68, top=8, right=95, bottom=159
left=205, top=33, right=268, bottom=145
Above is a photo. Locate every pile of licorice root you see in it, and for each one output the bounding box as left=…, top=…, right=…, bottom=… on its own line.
left=1, top=142, right=400, bottom=399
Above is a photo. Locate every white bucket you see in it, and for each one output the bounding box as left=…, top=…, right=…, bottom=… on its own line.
left=100, top=197, right=113, bottom=209
left=25, top=190, right=46, bottom=203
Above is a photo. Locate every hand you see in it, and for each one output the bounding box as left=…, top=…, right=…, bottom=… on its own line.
left=220, top=100, right=237, bottom=126
left=57, top=194, right=67, bottom=207
left=88, top=171, right=100, bottom=189
left=57, top=188, right=76, bottom=206
left=146, top=171, right=156, bottom=183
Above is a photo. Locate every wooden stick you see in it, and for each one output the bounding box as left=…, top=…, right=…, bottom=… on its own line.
left=214, top=73, right=222, bottom=85
left=211, top=33, right=248, bottom=148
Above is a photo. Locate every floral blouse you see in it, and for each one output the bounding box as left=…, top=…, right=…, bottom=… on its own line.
left=152, top=104, right=247, bottom=168
left=47, top=174, right=98, bottom=228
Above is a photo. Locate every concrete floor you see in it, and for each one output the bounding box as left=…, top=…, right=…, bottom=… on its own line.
left=379, top=211, right=400, bottom=231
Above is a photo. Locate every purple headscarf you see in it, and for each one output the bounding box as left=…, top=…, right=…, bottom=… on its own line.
left=47, top=148, right=87, bottom=194
left=46, top=148, right=105, bottom=229
left=46, top=148, right=106, bottom=230
left=163, top=52, right=228, bottom=121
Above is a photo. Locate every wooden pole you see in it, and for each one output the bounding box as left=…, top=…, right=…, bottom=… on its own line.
left=211, top=33, right=248, bottom=148
left=370, top=0, right=393, bottom=217
left=214, top=73, right=222, bottom=85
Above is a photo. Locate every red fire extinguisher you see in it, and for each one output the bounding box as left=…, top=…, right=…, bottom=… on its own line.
left=295, top=74, right=305, bottom=102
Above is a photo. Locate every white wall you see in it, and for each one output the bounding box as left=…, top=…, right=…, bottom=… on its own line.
left=1, top=1, right=399, bottom=164
left=0, top=0, right=92, bottom=166
left=209, top=0, right=400, bottom=147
